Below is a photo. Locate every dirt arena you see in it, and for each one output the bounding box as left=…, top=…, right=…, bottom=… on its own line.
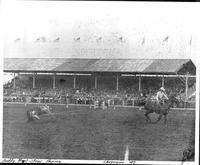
left=3, top=103, right=195, bottom=161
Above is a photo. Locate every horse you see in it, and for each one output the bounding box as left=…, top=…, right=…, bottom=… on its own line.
left=144, top=93, right=178, bottom=123
left=26, top=104, right=55, bottom=122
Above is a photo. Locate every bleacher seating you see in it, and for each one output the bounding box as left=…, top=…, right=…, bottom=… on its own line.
left=3, top=75, right=196, bottom=108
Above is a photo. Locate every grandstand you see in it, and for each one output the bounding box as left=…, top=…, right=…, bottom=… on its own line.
left=3, top=58, right=196, bottom=108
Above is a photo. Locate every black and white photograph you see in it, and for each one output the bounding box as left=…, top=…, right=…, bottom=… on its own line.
left=1, top=0, right=199, bottom=164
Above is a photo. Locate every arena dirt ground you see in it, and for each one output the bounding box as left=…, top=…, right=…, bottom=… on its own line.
left=3, top=103, right=195, bottom=161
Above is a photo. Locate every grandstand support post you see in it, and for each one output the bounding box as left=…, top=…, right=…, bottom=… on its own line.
left=73, top=75, right=76, bottom=89
left=53, top=73, right=56, bottom=89
left=184, top=74, right=189, bottom=108
left=162, top=77, right=164, bottom=88
left=33, top=73, right=36, bottom=89
left=116, top=74, right=119, bottom=91
left=138, top=76, right=141, bottom=91
left=185, top=75, right=188, bottom=100
left=95, top=75, right=97, bottom=89
left=13, top=72, right=16, bottom=89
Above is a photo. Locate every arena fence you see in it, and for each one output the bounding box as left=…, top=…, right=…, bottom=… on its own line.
left=3, top=102, right=195, bottom=111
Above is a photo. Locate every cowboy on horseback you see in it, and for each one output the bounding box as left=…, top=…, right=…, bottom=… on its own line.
left=156, top=87, right=169, bottom=105
left=144, top=87, right=178, bottom=123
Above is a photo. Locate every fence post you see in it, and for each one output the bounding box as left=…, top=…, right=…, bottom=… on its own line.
left=116, top=74, right=119, bottom=91
left=185, top=76, right=188, bottom=100
left=53, top=73, right=56, bottom=89
left=73, top=75, right=76, bottom=89
left=33, top=73, right=36, bottom=89
left=162, top=76, right=164, bottom=88
left=95, top=75, right=97, bottom=89
left=138, top=76, right=141, bottom=92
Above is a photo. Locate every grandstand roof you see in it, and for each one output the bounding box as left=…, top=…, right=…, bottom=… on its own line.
left=3, top=58, right=195, bottom=75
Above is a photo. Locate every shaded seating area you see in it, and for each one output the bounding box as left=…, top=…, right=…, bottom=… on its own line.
left=3, top=58, right=196, bottom=108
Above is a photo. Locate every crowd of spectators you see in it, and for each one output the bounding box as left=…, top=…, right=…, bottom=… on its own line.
left=3, top=76, right=196, bottom=108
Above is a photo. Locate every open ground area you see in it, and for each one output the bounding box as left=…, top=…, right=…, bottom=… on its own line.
left=3, top=103, right=195, bottom=161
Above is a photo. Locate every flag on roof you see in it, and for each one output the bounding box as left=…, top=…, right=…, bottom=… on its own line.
left=74, top=37, right=80, bottom=41
left=14, top=38, right=20, bottom=42
left=141, top=37, right=145, bottom=45
left=54, top=37, right=60, bottom=42
left=36, top=37, right=40, bottom=42
left=35, top=37, right=46, bottom=42
left=163, top=36, right=169, bottom=42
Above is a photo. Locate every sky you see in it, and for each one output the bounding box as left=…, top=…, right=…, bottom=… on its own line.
left=2, top=0, right=200, bottom=64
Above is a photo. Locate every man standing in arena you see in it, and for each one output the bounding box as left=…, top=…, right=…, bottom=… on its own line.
left=156, top=87, right=169, bottom=105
